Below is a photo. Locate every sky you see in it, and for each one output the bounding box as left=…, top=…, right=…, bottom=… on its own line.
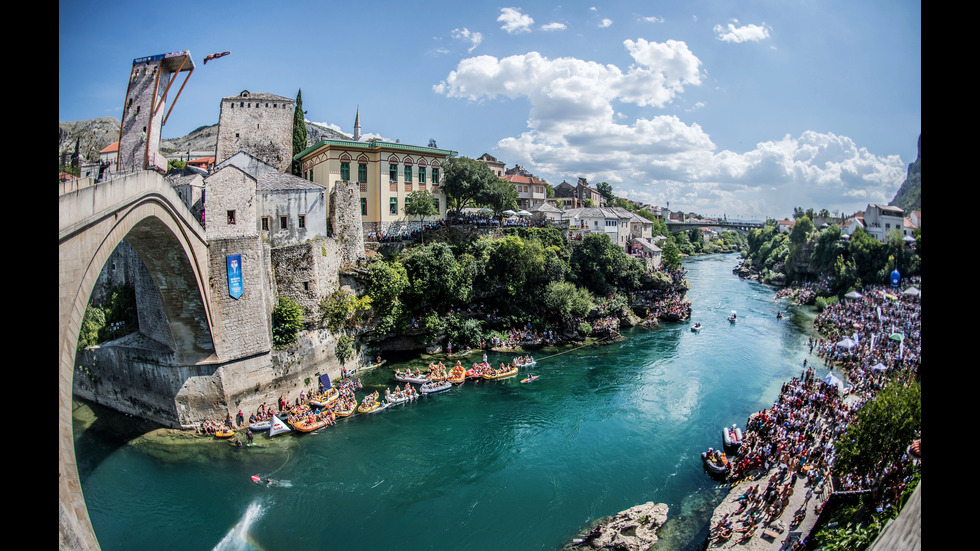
left=59, top=1, right=920, bottom=221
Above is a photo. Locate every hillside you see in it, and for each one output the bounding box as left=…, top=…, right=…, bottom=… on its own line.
left=889, top=134, right=921, bottom=212
left=58, top=118, right=352, bottom=164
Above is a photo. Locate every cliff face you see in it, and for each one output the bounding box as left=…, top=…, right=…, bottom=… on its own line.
left=889, top=134, right=920, bottom=212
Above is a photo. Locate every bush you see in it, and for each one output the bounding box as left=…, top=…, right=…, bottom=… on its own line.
left=335, top=335, right=355, bottom=365
left=272, top=296, right=305, bottom=348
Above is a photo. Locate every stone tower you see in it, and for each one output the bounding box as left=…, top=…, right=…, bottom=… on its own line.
left=215, top=90, right=295, bottom=173
left=353, top=107, right=361, bottom=141
left=117, top=51, right=195, bottom=173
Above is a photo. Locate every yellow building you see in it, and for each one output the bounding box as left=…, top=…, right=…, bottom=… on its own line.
left=295, top=138, right=457, bottom=235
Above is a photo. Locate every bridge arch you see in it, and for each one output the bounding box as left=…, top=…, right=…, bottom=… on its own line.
left=59, top=172, right=215, bottom=549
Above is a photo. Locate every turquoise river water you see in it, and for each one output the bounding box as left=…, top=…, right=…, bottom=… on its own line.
left=74, top=253, right=827, bottom=551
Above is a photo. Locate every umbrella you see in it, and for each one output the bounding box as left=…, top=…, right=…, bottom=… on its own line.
left=903, top=287, right=920, bottom=296
left=889, top=333, right=904, bottom=342
left=844, top=290, right=863, bottom=300
left=477, top=207, right=492, bottom=214
left=517, top=210, right=533, bottom=216
left=502, top=209, right=516, bottom=216
left=871, top=363, right=888, bottom=371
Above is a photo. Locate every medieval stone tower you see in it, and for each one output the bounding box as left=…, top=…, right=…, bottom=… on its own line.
left=118, top=51, right=195, bottom=173
left=215, top=90, right=295, bottom=173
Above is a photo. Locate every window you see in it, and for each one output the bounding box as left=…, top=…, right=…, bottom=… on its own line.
left=432, top=168, right=439, bottom=184
left=418, top=167, right=426, bottom=184
left=298, top=215, right=306, bottom=229
left=261, top=217, right=270, bottom=231
left=227, top=210, right=236, bottom=224
left=340, top=162, right=350, bottom=181
left=280, top=216, right=287, bottom=229
left=358, top=163, right=368, bottom=182
left=389, top=164, right=398, bottom=182
left=404, top=165, right=412, bottom=183
left=361, top=198, right=368, bottom=216
left=390, top=197, right=398, bottom=215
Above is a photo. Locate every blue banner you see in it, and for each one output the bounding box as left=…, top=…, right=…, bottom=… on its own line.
left=227, top=254, right=244, bottom=299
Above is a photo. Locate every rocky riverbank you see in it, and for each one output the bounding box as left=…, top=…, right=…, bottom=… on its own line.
left=563, top=502, right=669, bottom=551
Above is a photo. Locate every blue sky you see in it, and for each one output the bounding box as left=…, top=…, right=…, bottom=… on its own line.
left=60, top=1, right=920, bottom=220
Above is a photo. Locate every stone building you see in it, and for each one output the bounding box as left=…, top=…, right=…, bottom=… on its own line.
left=476, top=152, right=505, bottom=177
left=295, top=137, right=457, bottom=236
left=215, top=90, right=295, bottom=173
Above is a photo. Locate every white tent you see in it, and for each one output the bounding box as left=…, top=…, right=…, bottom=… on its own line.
left=903, top=286, right=920, bottom=296
left=822, top=373, right=844, bottom=391
left=517, top=209, right=533, bottom=216
left=836, top=337, right=858, bottom=350
left=871, top=363, right=888, bottom=371
left=844, top=290, right=863, bottom=300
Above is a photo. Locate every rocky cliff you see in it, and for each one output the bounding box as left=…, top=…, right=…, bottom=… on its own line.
left=889, top=134, right=920, bottom=212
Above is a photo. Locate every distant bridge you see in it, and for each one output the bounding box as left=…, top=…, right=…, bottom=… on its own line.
left=665, top=219, right=765, bottom=234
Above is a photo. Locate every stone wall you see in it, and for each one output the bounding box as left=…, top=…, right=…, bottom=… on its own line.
left=270, top=237, right=343, bottom=323
left=329, top=180, right=366, bottom=267
left=207, top=236, right=272, bottom=359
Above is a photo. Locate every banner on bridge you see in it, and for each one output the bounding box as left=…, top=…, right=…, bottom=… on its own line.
left=227, top=254, right=243, bottom=299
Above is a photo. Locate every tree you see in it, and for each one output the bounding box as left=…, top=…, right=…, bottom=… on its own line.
left=569, top=233, right=644, bottom=296
left=428, top=138, right=438, bottom=148
left=833, top=379, right=921, bottom=476
left=478, top=178, right=518, bottom=218
left=404, top=190, right=437, bottom=243
left=441, top=156, right=501, bottom=215
left=71, top=137, right=81, bottom=169
left=291, top=89, right=307, bottom=176
left=596, top=182, right=615, bottom=204
left=272, top=296, right=305, bottom=348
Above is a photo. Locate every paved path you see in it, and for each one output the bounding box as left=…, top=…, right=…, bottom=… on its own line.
left=705, top=465, right=827, bottom=550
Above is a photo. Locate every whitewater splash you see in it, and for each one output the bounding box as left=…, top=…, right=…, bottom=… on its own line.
left=213, top=501, right=265, bottom=551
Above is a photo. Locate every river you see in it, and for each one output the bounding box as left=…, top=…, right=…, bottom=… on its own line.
left=74, top=253, right=825, bottom=551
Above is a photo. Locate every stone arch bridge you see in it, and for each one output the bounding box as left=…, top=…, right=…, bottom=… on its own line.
left=59, top=171, right=216, bottom=550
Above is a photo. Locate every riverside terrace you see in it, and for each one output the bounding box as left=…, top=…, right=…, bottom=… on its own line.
left=706, top=279, right=920, bottom=550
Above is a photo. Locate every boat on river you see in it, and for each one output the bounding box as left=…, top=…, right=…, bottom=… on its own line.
left=420, top=380, right=452, bottom=394
left=484, top=366, right=519, bottom=380
left=520, top=374, right=540, bottom=384
left=215, top=428, right=235, bottom=439
left=309, top=388, right=339, bottom=408
left=691, top=323, right=702, bottom=332
left=357, top=391, right=387, bottom=414
left=723, top=424, right=743, bottom=449
left=248, top=419, right=273, bottom=431
left=290, top=412, right=334, bottom=432
left=728, top=311, right=738, bottom=323
left=702, top=448, right=729, bottom=476
left=395, top=369, right=431, bottom=384
left=334, top=401, right=356, bottom=418
left=447, top=364, right=466, bottom=384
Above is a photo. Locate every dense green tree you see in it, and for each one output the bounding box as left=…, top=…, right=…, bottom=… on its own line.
left=478, top=178, right=519, bottom=218
left=660, top=236, right=682, bottom=270
left=595, top=182, right=615, bottom=204
left=811, top=224, right=845, bottom=276
left=484, top=235, right=547, bottom=296
left=77, top=304, right=106, bottom=352
left=847, top=227, right=890, bottom=285
left=404, top=190, right=438, bottom=243
left=569, top=233, right=645, bottom=296
left=541, top=280, right=594, bottom=321
left=272, top=296, right=305, bottom=348
left=400, top=242, right=470, bottom=311
left=291, top=89, right=307, bottom=176
left=833, top=379, right=921, bottom=476
left=789, top=216, right=814, bottom=246
left=441, top=156, right=500, bottom=215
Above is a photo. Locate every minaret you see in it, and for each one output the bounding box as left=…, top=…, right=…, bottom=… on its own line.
left=353, top=107, right=361, bottom=141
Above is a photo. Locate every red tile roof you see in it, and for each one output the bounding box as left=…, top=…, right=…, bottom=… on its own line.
left=100, top=142, right=119, bottom=153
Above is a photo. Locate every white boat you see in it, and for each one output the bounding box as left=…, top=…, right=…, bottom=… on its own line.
left=268, top=415, right=291, bottom=437
left=691, top=323, right=702, bottom=332
left=723, top=424, right=743, bottom=448
left=420, top=381, right=452, bottom=394
left=248, top=419, right=273, bottom=431
left=728, top=311, right=737, bottom=323
left=394, top=370, right=431, bottom=384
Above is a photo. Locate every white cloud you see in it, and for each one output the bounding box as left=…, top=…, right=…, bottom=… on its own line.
left=541, top=22, right=566, bottom=31
left=452, top=27, right=483, bottom=52
left=434, top=44, right=903, bottom=219
left=599, top=18, right=613, bottom=28
left=713, top=20, right=772, bottom=43
left=498, top=7, right=534, bottom=34
left=641, top=16, right=664, bottom=23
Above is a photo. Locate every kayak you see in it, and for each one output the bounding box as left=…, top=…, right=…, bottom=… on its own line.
left=520, top=375, right=540, bottom=383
